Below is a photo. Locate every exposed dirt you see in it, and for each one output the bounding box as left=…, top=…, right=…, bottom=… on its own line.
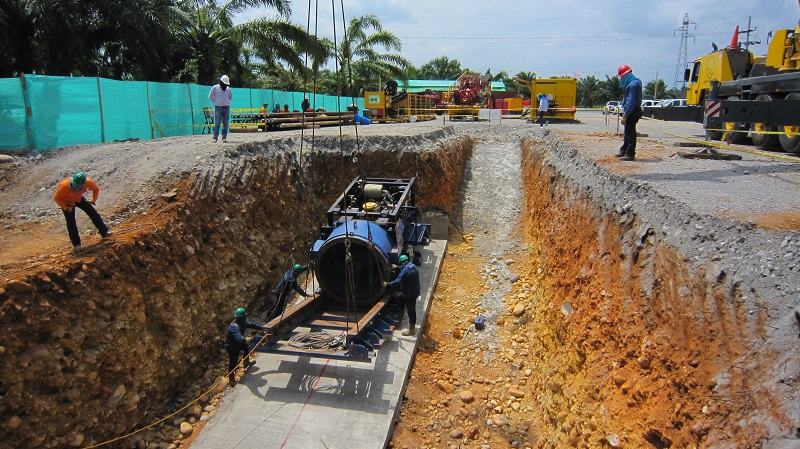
left=2, top=114, right=800, bottom=449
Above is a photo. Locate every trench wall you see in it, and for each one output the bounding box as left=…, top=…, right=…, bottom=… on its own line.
left=0, top=130, right=473, bottom=449
left=519, top=134, right=800, bottom=447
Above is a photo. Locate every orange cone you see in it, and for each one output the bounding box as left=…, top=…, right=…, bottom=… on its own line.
left=729, top=26, right=740, bottom=48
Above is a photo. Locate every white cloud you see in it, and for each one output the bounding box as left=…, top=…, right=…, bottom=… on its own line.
left=241, top=0, right=799, bottom=84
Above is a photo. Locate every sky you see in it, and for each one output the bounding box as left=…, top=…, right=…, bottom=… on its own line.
left=244, top=0, right=799, bottom=87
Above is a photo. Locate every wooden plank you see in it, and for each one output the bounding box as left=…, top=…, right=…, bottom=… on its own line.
left=264, top=294, right=325, bottom=346
left=347, top=297, right=392, bottom=338
left=677, top=150, right=742, bottom=160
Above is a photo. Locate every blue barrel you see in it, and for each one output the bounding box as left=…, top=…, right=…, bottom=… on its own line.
left=314, top=219, right=393, bottom=306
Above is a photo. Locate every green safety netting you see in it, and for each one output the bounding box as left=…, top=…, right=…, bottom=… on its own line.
left=0, top=78, right=27, bottom=150
left=0, top=75, right=365, bottom=152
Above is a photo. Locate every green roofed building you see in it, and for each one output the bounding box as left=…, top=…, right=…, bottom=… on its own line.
left=397, top=80, right=506, bottom=93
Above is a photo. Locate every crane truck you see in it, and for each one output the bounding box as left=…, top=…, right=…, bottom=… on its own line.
left=684, top=24, right=800, bottom=152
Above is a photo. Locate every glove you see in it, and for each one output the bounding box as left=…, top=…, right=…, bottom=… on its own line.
left=245, top=336, right=253, bottom=344
left=66, top=206, right=74, bottom=212
left=302, top=292, right=310, bottom=297
left=620, top=117, right=627, bottom=125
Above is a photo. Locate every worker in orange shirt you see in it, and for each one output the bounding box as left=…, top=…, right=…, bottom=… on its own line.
left=53, top=171, right=110, bottom=251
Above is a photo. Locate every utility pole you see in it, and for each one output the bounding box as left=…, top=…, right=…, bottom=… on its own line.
left=673, top=13, right=696, bottom=91
left=739, top=16, right=761, bottom=51
left=654, top=71, right=659, bottom=100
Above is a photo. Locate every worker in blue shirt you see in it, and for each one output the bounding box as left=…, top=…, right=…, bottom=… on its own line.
left=271, top=264, right=310, bottom=318
left=616, top=64, right=643, bottom=161
left=384, top=254, right=421, bottom=336
left=224, top=307, right=266, bottom=384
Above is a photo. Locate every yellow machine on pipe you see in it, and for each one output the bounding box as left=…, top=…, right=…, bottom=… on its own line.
left=364, top=91, right=436, bottom=122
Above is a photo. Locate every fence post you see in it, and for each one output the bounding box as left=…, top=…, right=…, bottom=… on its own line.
left=20, top=74, right=34, bottom=151
left=188, top=83, right=196, bottom=135
left=97, top=77, right=106, bottom=143
left=146, top=82, right=154, bottom=140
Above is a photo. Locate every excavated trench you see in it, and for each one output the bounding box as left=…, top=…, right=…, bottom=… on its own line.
left=1, top=126, right=798, bottom=449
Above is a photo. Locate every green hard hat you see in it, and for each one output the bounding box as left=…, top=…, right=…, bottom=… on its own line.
left=72, top=172, right=87, bottom=186
left=234, top=307, right=247, bottom=318
left=293, top=264, right=303, bottom=271
left=398, top=255, right=409, bottom=263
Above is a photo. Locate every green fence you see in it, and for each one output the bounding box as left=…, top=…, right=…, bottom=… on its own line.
left=0, top=75, right=364, bottom=152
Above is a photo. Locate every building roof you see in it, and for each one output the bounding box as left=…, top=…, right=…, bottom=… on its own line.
left=398, top=79, right=506, bottom=93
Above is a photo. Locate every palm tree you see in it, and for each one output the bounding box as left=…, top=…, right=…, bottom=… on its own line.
left=511, top=71, right=536, bottom=98
left=602, top=75, right=623, bottom=104
left=177, top=0, right=310, bottom=85
left=92, top=0, right=188, bottom=81
left=576, top=75, right=603, bottom=108
left=418, top=56, right=462, bottom=80
left=336, top=14, right=411, bottom=97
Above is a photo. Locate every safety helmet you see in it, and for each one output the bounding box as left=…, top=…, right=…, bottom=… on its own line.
left=234, top=307, right=247, bottom=318
left=617, top=65, right=632, bottom=77
left=293, top=264, right=303, bottom=272
left=398, top=255, right=409, bottom=263
left=71, top=172, right=87, bottom=186
left=220, top=75, right=230, bottom=85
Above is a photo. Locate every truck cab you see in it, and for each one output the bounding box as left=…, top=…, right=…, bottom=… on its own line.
left=685, top=46, right=754, bottom=105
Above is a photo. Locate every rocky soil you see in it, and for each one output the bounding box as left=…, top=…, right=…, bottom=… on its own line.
left=2, top=113, right=800, bottom=449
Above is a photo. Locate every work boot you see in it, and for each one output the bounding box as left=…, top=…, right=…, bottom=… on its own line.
left=401, top=324, right=417, bottom=336
left=102, top=231, right=112, bottom=239
left=620, top=154, right=636, bottom=161
left=222, top=138, right=228, bottom=143
left=73, top=245, right=83, bottom=252
left=614, top=148, right=626, bottom=158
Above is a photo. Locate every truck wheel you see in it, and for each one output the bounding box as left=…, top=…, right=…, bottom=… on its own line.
left=750, top=94, right=781, bottom=150
left=724, top=97, right=750, bottom=144
left=779, top=93, right=800, bottom=153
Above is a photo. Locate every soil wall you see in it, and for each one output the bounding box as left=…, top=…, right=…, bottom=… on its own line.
left=519, top=134, right=800, bottom=447
left=0, top=131, right=473, bottom=449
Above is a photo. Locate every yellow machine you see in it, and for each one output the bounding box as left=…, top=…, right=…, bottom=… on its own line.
left=364, top=91, right=435, bottom=122
left=684, top=24, right=800, bottom=151
left=513, top=77, right=577, bottom=121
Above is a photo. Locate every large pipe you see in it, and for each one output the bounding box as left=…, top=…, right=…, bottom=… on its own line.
left=314, top=219, right=395, bottom=307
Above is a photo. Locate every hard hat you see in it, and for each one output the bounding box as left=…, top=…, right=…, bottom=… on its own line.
left=617, top=65, right=632, bottom=77
left=71, top=172, right=86, bottom=186
left=234, top=307, right=247, bottom=318
left=220, top=75, right=230, bottom=85
left=293, top=264, right=303, bottom=271
left=398, top=255, right=409, bottom=263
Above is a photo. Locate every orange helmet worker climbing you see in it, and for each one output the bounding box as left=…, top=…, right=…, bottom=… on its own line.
left=618, top=65, right=632, bottom=77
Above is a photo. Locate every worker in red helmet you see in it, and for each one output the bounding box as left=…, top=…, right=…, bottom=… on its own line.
left=616, top=65, right=643, bottom=161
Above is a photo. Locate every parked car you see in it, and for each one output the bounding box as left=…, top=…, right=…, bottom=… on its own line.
left=603, top=101, right=621, bottom=115
left=659, top=98, right=687, bottom=107
left=641, top=99, right=659, bottom=108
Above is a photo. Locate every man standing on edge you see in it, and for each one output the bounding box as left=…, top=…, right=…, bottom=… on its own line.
left=224, top=307, right=266, bottom=385
left=53, top=171, right=110, bottom=251
left=384, top=254, right=420, bottom=336
left=616, top=64, right=642, bottom=161
left=208, top=75, right=232, bottom=143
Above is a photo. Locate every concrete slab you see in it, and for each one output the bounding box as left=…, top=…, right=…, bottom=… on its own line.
left=191, top=239, right=447, bottom=449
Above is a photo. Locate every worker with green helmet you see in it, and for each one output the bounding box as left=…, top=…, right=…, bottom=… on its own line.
left=53, top=171, right=111, bottom=251
left=224, top=307, right=266, bottom=384
left=383, top=253, right=421, bottom=336
left=271, top=263, right=311, bottom=319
